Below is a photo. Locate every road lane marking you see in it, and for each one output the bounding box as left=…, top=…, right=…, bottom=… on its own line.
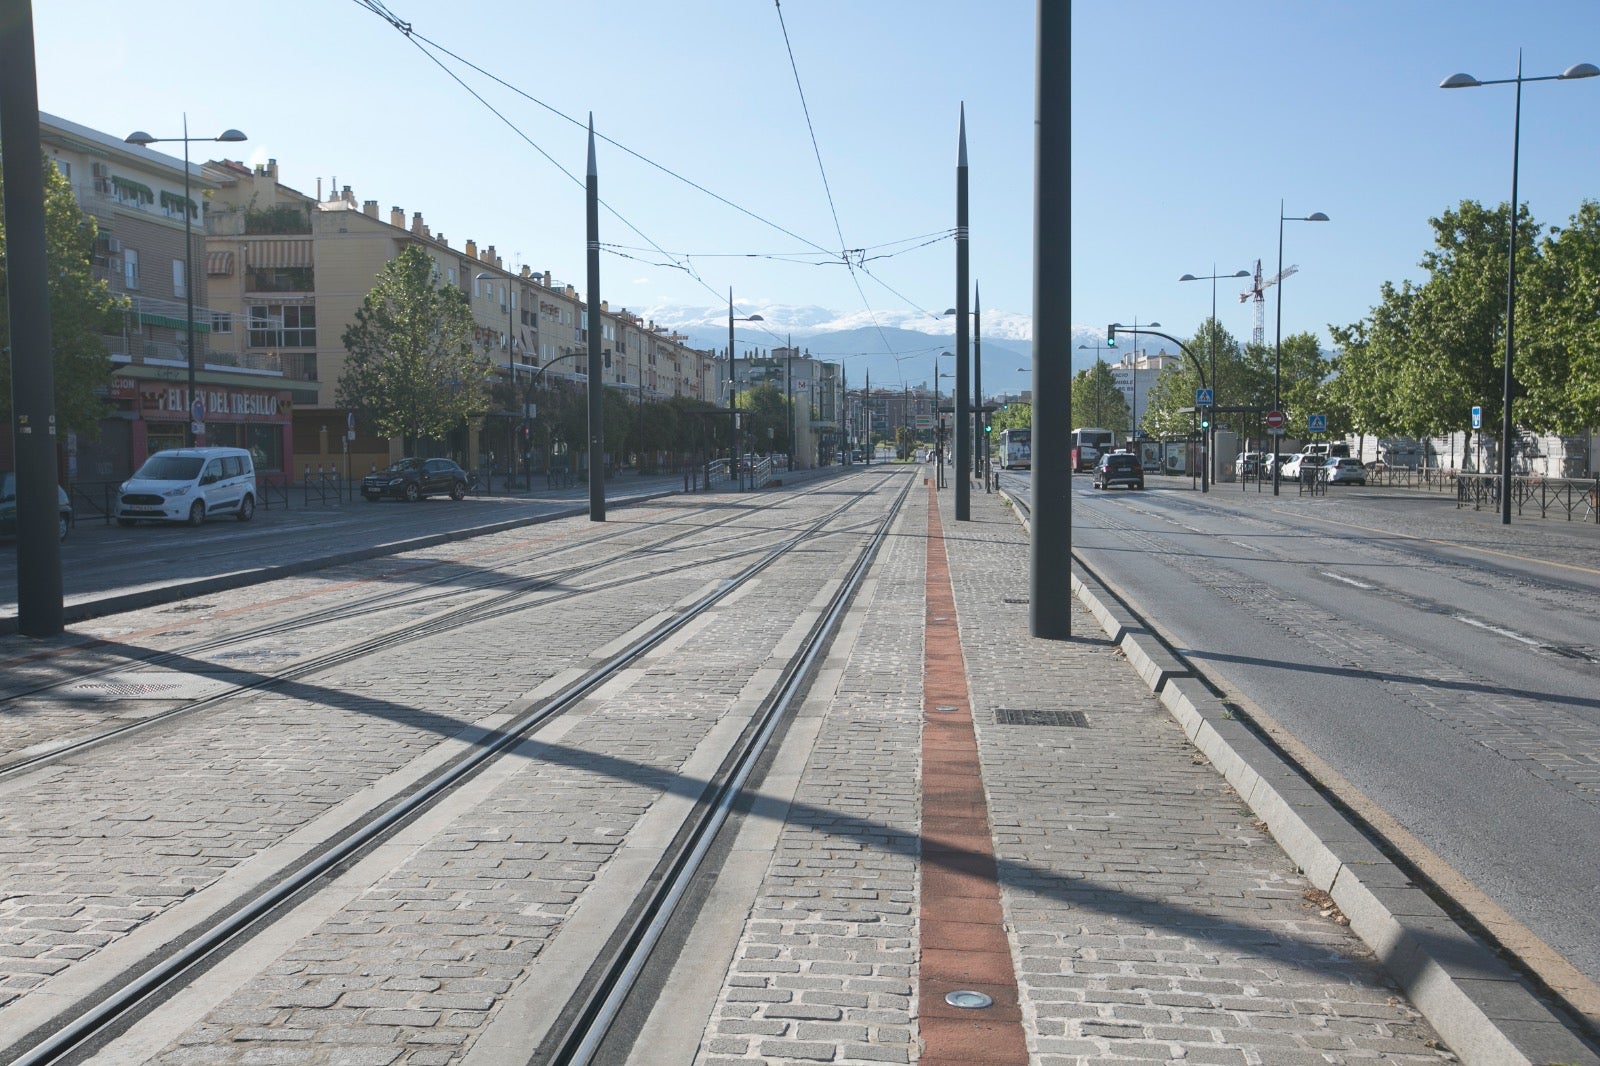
left=1453, top=614, right=1546, bottom=648
left=1321, top=571, right=1376, bottom=590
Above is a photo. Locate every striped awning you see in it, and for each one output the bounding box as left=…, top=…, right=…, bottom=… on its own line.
left=246, top=239, right=313, bottom=268
left=206, top=251, right=234, bottom=276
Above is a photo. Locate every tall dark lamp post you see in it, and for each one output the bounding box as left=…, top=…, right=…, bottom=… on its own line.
left=1273, top=205, right=1330, bottom=495
left=1442, top=55, right=1597, bottom=524
left=126, top=119, right=247, bottom=446
left=727, top=288, right=762, bottom=490
left=1179, top=268, right=1250, bottom=489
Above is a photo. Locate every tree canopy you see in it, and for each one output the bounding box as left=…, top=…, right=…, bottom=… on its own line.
left=0, top=157, right=122, bottom=436
left=1073, top=359, right=1129, bottom=431
left=1330, top=197, right=1600, bottom=443
left=336, top=245, right=492, bottom=453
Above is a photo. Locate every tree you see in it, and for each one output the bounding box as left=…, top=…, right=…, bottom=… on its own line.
left=991, top=402, right=1030, bottom=431
left=0, top=156, right=122, bottom=435
left=1519, top=200, right=1600, bottom=434
left=740, top=383, right=790, bottom=454
left=337, top=245, right=492, bottom=454
left=1074, top=359, right=1129, bottom=431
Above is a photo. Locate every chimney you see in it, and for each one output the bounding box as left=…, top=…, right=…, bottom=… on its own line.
left=520, top=265, right=532, bottom=278
left=363, top=200, right=379, bottom=218
left=267, top=158, right=278, bottom=180
left=601, top=300, right=609, bottom=312
left=411, top=211, right=425, bottom=236
left=341, top=185, right=354, bottom=205
left=436, top=233, right=447, bottom=247
left=485, top=244, right=496, bottom=263
left=465, top=239, right=478, bottom=260
left=391, top=206, right=405, bottom=228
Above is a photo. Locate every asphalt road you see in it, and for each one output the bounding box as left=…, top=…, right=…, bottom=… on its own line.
left=0, top=475, right=687, bottom=621
left=1007, top=467, right=1600, bottom=1003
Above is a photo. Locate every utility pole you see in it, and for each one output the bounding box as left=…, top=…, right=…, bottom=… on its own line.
left=585, top=116, right=605, bottom=521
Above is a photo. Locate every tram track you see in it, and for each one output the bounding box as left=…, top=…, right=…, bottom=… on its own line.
left=0, top=471, right=913, bottom=1066
left=0, top=484, right=893, bottom=777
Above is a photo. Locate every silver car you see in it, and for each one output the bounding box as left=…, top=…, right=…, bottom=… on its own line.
left=1323, top=457, right=1367, bottom=485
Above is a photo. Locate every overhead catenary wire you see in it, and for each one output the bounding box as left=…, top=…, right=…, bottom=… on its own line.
left=353, top=0, right=955, bottom=382
left=771, top=0, right=900, bottom=361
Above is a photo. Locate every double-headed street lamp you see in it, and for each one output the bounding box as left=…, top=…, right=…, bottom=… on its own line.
left=728, top=289, right=763, bottom=490
left=475, top=272, right=521, bottom=489
left=125, top=118, right=247, bottom=446
left=1180, top=268, right=1250, bottom=488
left=1441, top=55, right=1597, bottom=524
left=1273, top=204, right=1330, bottom=495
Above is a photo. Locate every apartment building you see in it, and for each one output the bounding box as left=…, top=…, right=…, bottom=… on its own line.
left=203, top=163, right=719, bottom=475
left=39, top=113, right=294, bottom=484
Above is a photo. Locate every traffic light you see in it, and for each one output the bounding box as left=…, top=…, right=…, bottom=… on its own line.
left=984, top=423, right=993, bottom=435
left=1201, top=416, right=1210, bottom=430
left=1106, top=324, right=1117, bottom=347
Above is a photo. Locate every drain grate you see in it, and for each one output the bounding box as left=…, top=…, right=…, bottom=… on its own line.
left=53, top=671, right=238, bottom=701
left=995, top=708, right=1088, bottom=728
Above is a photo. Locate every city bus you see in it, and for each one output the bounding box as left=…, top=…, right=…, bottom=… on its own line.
left=997, top=428, right=1032, bottom=470
left=1072, top=427, right=1115, bottom=471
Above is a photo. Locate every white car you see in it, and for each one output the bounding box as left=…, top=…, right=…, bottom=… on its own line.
left=1281, top=453, right=1308, bottom=479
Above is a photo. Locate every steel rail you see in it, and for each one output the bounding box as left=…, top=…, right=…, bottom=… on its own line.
left=5, top=471, right=908, bottom=1066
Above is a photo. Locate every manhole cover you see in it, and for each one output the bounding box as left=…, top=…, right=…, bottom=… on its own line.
left=995, top=708, right=1088, bottom=728
left=53, top=671, right=238, bottom=701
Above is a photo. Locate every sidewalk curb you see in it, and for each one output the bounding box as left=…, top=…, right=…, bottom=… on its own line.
left=1070, top=565, right=1600, bottom=1066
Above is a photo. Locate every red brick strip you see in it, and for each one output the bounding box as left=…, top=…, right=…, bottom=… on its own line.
left=918, top=484, right=1029, bottom=1065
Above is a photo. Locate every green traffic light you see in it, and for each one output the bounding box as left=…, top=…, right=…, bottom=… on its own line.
left=1106, top=336, right=1117, bottom=347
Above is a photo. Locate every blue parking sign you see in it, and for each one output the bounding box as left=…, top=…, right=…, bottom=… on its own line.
left=1471, top=405, right=1483, bottom=429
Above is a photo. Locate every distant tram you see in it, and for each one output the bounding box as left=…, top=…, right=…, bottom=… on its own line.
left=998, top=428, right=1032, bottom=470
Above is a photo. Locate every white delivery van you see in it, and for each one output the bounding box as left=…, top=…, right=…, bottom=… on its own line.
left=117, top=447, right=257, bottom=527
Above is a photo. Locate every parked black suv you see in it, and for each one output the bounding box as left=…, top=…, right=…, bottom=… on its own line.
left=1092, top=452, right=1145, bottom=490
left=362, top=458, right=472, bottom=502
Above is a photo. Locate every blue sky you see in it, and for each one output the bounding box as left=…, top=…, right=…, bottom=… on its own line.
left=1071, top=1, right=1600, bottom=362
left=29, top=0, right=1036, bottom=389
left=25, top=2, right=1600, bottom=394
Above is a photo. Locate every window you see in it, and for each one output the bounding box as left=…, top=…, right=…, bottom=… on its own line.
left=245, top=266, right=314, bottom=293
left=211, top=312, right=233, bottom=335
left=54, top=159, right=71, bottom=180
left=247, top=304, right=317, bottom=348
left=124, top=248, right=140, bottom=290
left=173, top=259, right=186, bottom=299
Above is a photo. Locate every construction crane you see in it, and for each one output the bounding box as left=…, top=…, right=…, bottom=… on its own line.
left=1239, top=258, right=1298, bottom=346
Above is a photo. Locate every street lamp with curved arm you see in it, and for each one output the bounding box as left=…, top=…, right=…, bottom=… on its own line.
left=1273, top=207, right=1329, bottom=495
left=125, top=119, right=247, bottom=446
left=1441, top=55, right=1597, bottom=523
left=1180, top=268, right=1250, bottom=490
left=726, top=289, right=764, bottom=489
left=1109, top=322, right=1211, bottom=490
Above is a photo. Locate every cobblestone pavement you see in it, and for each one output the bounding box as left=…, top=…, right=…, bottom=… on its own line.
left=0, top=473, right=1465, bottom=1064
left=31, top=476, right=907, bottom=1064
left=688, top=479, right=1454, bottom=1065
